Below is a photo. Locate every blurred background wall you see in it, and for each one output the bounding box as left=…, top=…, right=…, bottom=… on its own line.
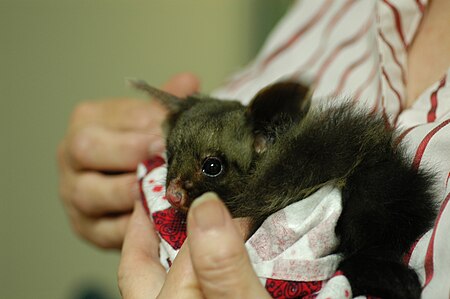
left=0, top=1, right=290, bottom=298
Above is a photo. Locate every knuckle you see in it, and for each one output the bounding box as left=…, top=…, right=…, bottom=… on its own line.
left=124, top=134, right=145, bottom=153
left=82, top=230, right=111, bottom=250
left=66, top=205, right=120, bottom=250
left=94, top=237, right=115, bottom=250
left=75, top=220, right=115, bottom=250
left=71, top=101, right=96, bottom=122
left=69, top=127, right=94, bottom=165
left=70, top=177, right=92, bottom=214
left=133, top=104, right=165, bottom=131
left=68, top=215, right=86, bottom=239
left=130, top=109, right=154, bottom=129
left=99, top=230, right=123, bottom=249
left=95, top=219, right=126, bottom=250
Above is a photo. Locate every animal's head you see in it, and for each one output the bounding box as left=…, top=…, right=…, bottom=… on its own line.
left=131, top=80, right=311, bottom=214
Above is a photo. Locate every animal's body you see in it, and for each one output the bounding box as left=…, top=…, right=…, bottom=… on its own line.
left=132, top=80, right=436, bottom=299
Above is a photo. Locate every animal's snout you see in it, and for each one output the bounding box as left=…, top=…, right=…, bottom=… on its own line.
left=167, top=178, right=189, bottom=210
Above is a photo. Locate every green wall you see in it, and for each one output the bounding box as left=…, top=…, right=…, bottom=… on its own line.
left=0, top=1, right=289, bottom=298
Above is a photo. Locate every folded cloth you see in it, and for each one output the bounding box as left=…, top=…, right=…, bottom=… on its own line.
left=137, top=156, right=375, bottom=299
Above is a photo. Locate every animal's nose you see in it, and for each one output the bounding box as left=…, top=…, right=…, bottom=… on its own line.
left=166, top=178, right=188, bottom=210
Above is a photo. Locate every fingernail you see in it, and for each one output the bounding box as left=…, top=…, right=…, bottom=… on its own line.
left=191, top=193, right=225, bottom=231
left=148, top=139, right=165, bottom=155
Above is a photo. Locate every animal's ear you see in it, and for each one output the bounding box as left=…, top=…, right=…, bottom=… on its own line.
left=128, top=79, right=185, bottom=113
left=246, top=81, right=312, bottom=153
left=129, top=79, right=202, bottom=136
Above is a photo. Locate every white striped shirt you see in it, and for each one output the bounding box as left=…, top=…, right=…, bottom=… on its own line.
left=212, top=0, right=450, bottom=297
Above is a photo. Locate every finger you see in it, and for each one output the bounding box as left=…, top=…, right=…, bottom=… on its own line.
left=161, top=72, right=200, bottom=97
left=119, top=201, right=165, bottom=299
left=66, top=126, right=160, bottom=171
left=66, top=172, right=138, bottom=217
left=71, top=98, right=166, bottom=131
left=94, top=73, right=200, bottom=129
left=187, top=193, right=271, bottom=299
left=70, top=210, right=131, bottom=249
left=97, top=99, right=166, bottom=131
left=58, top=143, right=137, bottom=249
left=83, top=73, right=200, bottom=131
left=157, top=244, right=204, bottom=299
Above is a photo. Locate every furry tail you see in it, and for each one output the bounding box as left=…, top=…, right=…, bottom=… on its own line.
left=339, top=253, right=421, bottom=299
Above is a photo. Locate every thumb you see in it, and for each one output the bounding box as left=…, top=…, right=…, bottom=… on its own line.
left=161, top=72, right=200, bottom=97
left=118, top=201, right=166, bottom=299
left=186, top=193, right=271, bottom=299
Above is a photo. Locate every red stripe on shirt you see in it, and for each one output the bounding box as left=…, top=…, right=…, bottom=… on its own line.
left=226, top=0, right=333, bottom=91
left=423, top=191, right=450, bottom=287
left=374, top=94, right=392, bottom=128
left=382, top=0, right=408, bottom=49
left=403, top=238, right=420, bottom=265
left=378, top=29, right=406, bottom=85
left=415, top=0, right=426, bottom=13
left=292, top=0, right=356, bottom=75
left=372, top=73, right=382, bottom=114
left=446, top=172, right=450, bottom=188
left=333, top=48, right=372, bottom=95
left=382, top=67, right=403, bottom=111
left=428, top=76, right=447, bottom=123
left=312, top=17, right=373, bottom=87
left=382, top=102, right=392, bottom=129
left=412, top=119, right=450, bottom=171
left=261, top=0, right=333, bottom=69
left=394, top=125, right=418, bottom=148
left=352, top=61, right=378, bottom=108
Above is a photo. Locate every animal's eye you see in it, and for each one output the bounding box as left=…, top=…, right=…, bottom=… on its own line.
left=202, top=157, right=223, bottom=177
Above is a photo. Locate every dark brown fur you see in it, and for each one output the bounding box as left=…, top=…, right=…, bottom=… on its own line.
left=132, top=80, right=437, bottom=299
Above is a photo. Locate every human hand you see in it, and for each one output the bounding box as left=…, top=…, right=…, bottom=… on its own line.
left=118, top=193, right=271, bottom=299
left=57, top=73, right=200, bottom=249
